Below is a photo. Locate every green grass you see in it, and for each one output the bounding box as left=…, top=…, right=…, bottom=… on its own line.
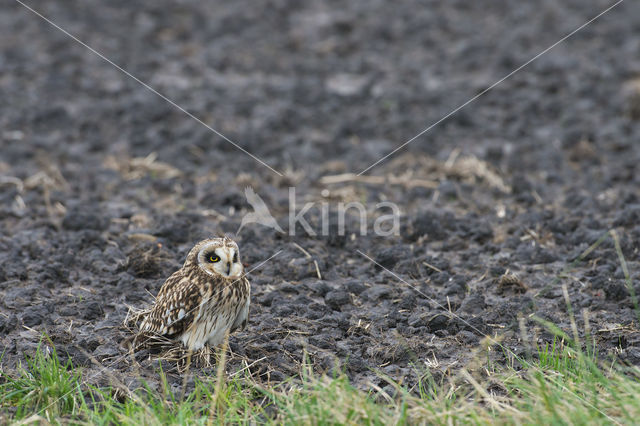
left=2, top=330, right=640, bottom=425
left=0, top=343, right=82, bottom=422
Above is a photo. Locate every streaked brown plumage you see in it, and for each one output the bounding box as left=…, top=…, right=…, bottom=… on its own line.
left=140, top=237, right=250, bottom=350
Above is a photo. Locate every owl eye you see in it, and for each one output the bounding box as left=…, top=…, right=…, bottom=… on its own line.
left=208, top=255, right=220, bottom=263
left=233, top=252, right=238, bottom=263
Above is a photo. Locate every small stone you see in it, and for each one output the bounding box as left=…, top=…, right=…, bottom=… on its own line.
left=427, top=313, right=450, bottom=332
left=326, top=73, right=368, bottom=96
left=22, top=307, right=44, bottom=327
left=82, top=301, right=104, bottom=320
left=345, top=280, right=366, bottom=295
left=325, top=290, right=350, bottom=311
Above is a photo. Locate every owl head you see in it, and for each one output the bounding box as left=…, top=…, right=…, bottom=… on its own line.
left=186, top=237, right=244, bottom=279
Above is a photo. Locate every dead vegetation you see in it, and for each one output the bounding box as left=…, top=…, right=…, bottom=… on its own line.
left=104, top=153, right=182, bottom=180
left=320, top=150, right=511, bottom=194
left=125, top=242, right=173, bottom=278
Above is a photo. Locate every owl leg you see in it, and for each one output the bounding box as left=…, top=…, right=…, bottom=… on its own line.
left=181, top=332, right=205, bottom=351
left=206, top=330, right=226, bottom=348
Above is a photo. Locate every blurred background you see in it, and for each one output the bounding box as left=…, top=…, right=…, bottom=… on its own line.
left=3, top=1, right=639, bottom=184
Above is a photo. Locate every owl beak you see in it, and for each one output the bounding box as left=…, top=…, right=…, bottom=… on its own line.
left=226, top=262, right=231, bottom=276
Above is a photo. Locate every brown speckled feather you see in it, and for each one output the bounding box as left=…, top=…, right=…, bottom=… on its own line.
left=140, top=268, right=204, bottom=337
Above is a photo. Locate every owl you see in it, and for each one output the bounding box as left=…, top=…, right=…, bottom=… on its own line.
left=139, top=237, right=250, bottom=351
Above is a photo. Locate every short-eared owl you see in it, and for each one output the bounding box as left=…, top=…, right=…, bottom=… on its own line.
left=140, top=237, right=250, bottom=350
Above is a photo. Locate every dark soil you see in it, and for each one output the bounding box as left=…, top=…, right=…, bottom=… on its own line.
left=2, top=0, right=640, bottom=393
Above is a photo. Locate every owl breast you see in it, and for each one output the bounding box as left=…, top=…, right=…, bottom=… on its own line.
left=180, top=277, right=250, bottom=350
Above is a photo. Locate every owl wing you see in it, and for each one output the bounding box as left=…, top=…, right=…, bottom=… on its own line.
left=140, top=269, right=203, bottom=337
left=230, top=277, right=250, bottom=332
